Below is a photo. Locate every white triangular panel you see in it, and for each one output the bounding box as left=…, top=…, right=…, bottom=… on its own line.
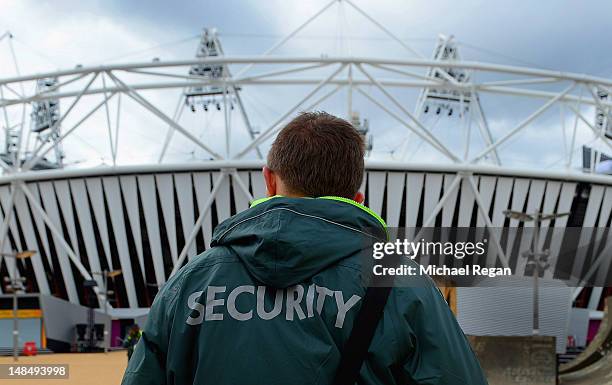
left=486, top=177, right=513, bottom=267
left=405, top=173, right=424, bottom=228
left=475, top=176, right=496, bottom=227
left=537, top=181, right=562, bottom=252
left=232, top=171, right=251, bottom=213
left=593, top=186, right=612, bottom=286
left=193, top=172, right=213, bottom=249
left=26, top=183, right=53, bottom=270
left=0, top=186, right=23, bottom=251
left=515, top=179, right=546, bottom=275
left=155, top=174, right=177, bottom=263
left=0, top=196, right=19, bottom=286
left=137, top=175, right=166, bottom=285
left=174, top=173, right=197, bottom=260
left=441, top=174, right=460, bottom=227
left=102, top=177, right=138, bottom=308
left=367, top=171, right=386, bottom=215
left=69, top=179, right=104, bottom=289
left=85, top=178, right=113, bottom=270
left=13, top=189, right=50, bottom=294
left=546, top=182, right=576, bottom=279
left=504, top=178, right=530, bottom=262
left=120, top=175, right=145, bottom=278
left=38, top=181, right=79, bottom=303
left=457, top=176, right=479, bottom=227
left=423, top=173, right=443, bottom=226
left=54, top=181, right=79, bottom=257
left=571, top=185, right=605, bottom=281
left=212, top=172, right=231, bottom=222
left=385, top=172, right=405, bottom=227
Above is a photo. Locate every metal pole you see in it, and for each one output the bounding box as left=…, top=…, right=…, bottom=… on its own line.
left=532, top=213, right=540, bottom=335
left=104, top=270, right=109, bottom=354
left=12, top=257, right=18, bottom=361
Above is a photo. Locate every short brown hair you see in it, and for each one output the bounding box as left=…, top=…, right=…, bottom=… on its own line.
left=267, top=111, right=365, bottom=198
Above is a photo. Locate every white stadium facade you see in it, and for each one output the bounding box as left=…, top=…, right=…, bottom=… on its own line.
left=0, top=0, right=611, bottom=356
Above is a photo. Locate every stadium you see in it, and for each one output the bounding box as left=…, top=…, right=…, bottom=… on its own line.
left=0, top=1, right=611, bottom=383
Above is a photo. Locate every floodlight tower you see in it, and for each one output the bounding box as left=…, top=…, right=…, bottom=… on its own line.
left=595, top=87, right=612, bottom=140
left=184, top=28, right=261, bottom=158
left=415, top=34, right=472, bottom=118
left=29, top=77, right=64, bottom=168
left=350, top=111, right=373, bottom=156
left=413, top=35, right=500, bottom=164
left=185, top=28, right=227, bottom=110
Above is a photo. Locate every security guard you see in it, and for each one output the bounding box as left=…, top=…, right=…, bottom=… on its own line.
left=122, top=112, right=487, bottom=385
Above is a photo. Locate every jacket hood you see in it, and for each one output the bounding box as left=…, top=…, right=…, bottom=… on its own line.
left=210, top=196, right=386, bottom=288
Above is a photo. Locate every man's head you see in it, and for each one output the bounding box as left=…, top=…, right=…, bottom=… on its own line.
left=264, top=111, right=365, bottom=203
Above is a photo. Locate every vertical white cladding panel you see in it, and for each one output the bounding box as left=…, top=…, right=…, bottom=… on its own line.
left=0, top=187, right=20, bottom=286
left=405, top=173, right=424, bottom=228
left=515, top=179, right=546, bottom=275
left=546, top=182, right=576, bottom=279
left=385, top=172, right=405, bottom=227
left=102, top=177, right=139, bottom=308
left=475, top=176, right=496, bottom=227
left=486, top=177, right=513, bottom=267
left=504, top=178, right=530, bottom=260
left=594, top=186, right=612, bottom=286
left=38, top=181, right=79, bottom=304
left=367, top=171, right=386, bottom=215
left=537, top=181, right=561, bottom=251
left=540, top=181, right=562, bottom=226
left=249, top=171, right=267, bottom=200
left=422, top=173, right=443, bottom=226
left=137, top=175, right=166, bottom=285
left=26, top=183, right=53, bottom=270
left=120, top=176, right=145, bottom=278
left=193, top=173, right=213, bottom=249
left=69, top=179, right=104, bottom=288
left=571, top=185, right=604, bottom=281
left=441, top=174, right=460, bottom=227
left=457, top=176, right=479, bottom=227
left=596, top=187, right=612, bottom=227
left=0, top=186, right=23, bottom=251
left=174, top=173, right=197, bottom=260
left=213, top=172, right=231, bottom=222
left=0, top=186, right=25, bottom=288
left=85, top=178, right=114, bottom=271
left=53, top=181, right=80, bottom=258
left=421, top=173, right=443, bottom=266
left=155, top=174, right=177, bottom=263
left=589, top=186, right=611, bottom=304
left=232, top=171, right=251, bottom=213
left=455, top=176, right=478, bottom=268
left=13, top=189, right=50, bottom=294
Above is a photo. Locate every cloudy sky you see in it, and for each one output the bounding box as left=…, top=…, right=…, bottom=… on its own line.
left=1, top=0, right=612, bottom=169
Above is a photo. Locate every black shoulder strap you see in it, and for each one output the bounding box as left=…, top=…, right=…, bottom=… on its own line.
left=332, top=285, right=392, bottom=385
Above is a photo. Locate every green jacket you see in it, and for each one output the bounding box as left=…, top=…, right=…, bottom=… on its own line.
left=122, top=196, right=487, bottom=385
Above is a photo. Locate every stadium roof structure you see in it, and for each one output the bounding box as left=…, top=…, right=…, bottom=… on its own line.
left=0, top=0, right=611, bottom=314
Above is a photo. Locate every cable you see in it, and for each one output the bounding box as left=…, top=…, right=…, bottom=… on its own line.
left=99, top=34, right=199, bottom=63
left=457, top=40, right=552, bottom=70
left=219, top=32, right=434, bottom=42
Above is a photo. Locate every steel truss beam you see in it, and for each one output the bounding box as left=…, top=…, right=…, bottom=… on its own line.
left=106, top=71, right=223, bottom=160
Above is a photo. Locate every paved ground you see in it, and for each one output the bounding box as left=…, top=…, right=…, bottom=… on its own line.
left=0, top=351, right=127, bottom=385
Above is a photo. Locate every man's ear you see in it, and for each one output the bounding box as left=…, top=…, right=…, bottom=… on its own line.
left=262, top=166, right=277, bottom=197
left=353, top=191, right=365, bottom=204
